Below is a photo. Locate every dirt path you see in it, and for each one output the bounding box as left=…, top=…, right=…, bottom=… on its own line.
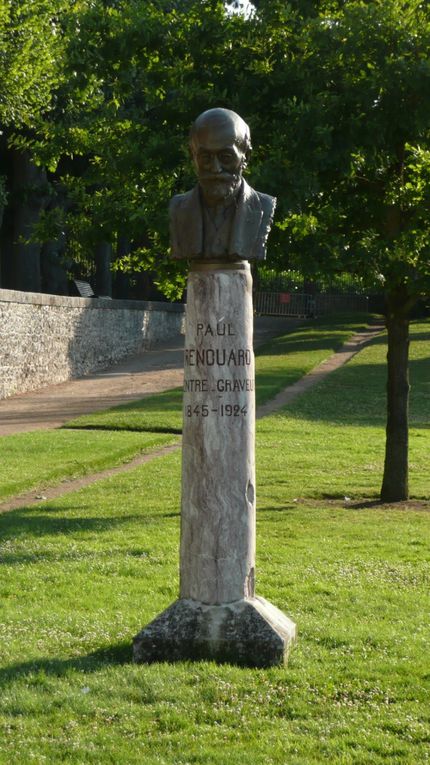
left=1, top=324, right=384, bottom=514
left=0, top=341, right=185, bottom=436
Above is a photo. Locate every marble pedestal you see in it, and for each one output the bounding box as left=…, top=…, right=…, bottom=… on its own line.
left=133, top=262, right=296, bottom=666
left=133, top=596, right=296, bottom=667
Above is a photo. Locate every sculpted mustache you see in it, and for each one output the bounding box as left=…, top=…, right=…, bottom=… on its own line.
left=199, top=172, right=240, bottom=182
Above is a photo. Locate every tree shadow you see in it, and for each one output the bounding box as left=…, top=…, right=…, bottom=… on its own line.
left=67, top=424, right=182, bottom=434
left=262, top=355, right=429, bottom=427
left=0, top=642, right=132, bottom=687
left=0, top=509, right=146, bottom=539
left=256, top=333, right=355, bottom=358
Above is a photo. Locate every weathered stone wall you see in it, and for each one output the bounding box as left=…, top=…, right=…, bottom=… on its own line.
left=0, top=289, right=185, bottom=399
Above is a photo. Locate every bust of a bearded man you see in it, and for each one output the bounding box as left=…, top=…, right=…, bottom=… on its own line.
left=169, top=108, right=276, bottom=261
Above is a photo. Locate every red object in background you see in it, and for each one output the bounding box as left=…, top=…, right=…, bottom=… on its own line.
left=279, top=292, right=291, bottom=304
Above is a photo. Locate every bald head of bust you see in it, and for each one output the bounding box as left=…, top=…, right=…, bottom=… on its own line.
left=189, top=108, right=252, bottom=207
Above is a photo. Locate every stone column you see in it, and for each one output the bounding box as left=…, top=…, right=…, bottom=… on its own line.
left=133, top=262, right=296, bottom=667
left=180, top=262, right=256, bottom=605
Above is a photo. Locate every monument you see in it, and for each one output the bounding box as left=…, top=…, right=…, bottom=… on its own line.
left=133, top=108, right=296, bottom=666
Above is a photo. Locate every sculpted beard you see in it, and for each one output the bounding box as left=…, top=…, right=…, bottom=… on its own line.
left=198, top=171, right=242, bottom=204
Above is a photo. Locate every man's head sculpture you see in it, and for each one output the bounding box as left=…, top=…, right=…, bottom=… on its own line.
left=189, top=109, right=251, bottom=208
left=169, top=107, right=276, bottom=261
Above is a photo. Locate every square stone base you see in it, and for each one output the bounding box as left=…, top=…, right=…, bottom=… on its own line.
left=133, top=596, right=296, bottom=668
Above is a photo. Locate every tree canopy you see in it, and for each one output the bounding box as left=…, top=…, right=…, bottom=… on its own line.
left=1, top=0, right=429, bottom=498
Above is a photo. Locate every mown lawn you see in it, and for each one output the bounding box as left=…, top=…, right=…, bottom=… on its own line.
left=0, top=430, right=180, bottom=504
left=0, top=319, right=428, bottom=764
left=257, top=320, right=429, bottom=502
left=0, top=313, right=371, bottom=504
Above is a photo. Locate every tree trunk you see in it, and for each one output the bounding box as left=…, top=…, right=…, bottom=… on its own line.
left=11, top=150, right=48, bottom=292
left=114, top=236, right=131, bottom=299
left=94, top=240, right=112, bottom=297
left=380, top=310, right=410, bottom=502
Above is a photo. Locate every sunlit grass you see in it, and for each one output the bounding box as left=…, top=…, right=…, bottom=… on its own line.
left=0, top=430, right=179, bottom=503
left=0, top=319, right=428, bottom=764
left=0, top=313, right=373, bottom=505
left=257, top=320, right=429, bottom=502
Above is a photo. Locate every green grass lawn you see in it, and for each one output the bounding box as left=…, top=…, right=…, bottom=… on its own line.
left=0, top=319, right=428, bottom=764
left=0, top=430, right=179, bottom=504
left=258, top=320, right=429, bottom=502
left=0, top=313, right=372, bottom=505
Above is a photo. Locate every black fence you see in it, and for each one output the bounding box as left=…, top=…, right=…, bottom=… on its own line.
left=254, top=291, right=369, bottom=317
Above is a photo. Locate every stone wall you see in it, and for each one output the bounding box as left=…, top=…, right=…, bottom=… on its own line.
left=0, top=289, right=185, bottom=399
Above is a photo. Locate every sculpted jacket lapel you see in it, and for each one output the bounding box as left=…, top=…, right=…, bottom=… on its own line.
left=229, top=181, right=264, bottom=259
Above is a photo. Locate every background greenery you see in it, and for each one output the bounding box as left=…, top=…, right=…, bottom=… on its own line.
left=1, top=0, right=429, bottom=307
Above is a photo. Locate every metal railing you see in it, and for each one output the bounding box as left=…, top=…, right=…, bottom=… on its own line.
left=254, top=291, right=369, bottom=317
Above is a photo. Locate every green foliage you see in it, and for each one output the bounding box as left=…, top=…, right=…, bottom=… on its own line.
left=248, top=0, right=430, bottom=307
left=0, top=0, right=64, bottom=129
left=28, top=0, right=245, bottom=297
left=2, top=0, right=429, bottom=303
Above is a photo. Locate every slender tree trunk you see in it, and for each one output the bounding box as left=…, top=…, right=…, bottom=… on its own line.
left=11, top=150, right=48, bottom=292
left=94, top=240, right=112, bottom=297
left=380, top=309, right=410, bottom=502
left=114, top=236, right=131, bottom=298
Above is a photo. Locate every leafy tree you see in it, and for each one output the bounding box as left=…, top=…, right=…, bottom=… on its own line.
left=0, top=0, right=62, bottom=129
left=30, top=0, right=249, bottom=298
left=0, top=0, right=65, bottom=288
left=2, top=0, right=427, bottom=501
left=246, top=0, right=430, bottom=501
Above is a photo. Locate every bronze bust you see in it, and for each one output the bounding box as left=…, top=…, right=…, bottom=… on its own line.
left=169, top=108, right=276, bottom=261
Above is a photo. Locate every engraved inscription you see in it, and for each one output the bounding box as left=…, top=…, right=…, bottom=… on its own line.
left=184, top=378, right=253, bottom=393
left=196, top=322, right=235, bottom=337
left=184, top=378, right=209, bottom=392
left=185, top=404, right=247, bottom=417
left=216, top=378, right=254, bottom=392
left=184, top=348, right=251, bottom=366
left=183, top=320, right=253, bottom=418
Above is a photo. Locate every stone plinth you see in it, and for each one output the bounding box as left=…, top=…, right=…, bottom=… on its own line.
left=133, top=262, right=296, bottom=667
left=133, top=597, right=296, bottom=668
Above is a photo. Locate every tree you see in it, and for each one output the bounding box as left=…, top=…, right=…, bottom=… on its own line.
left=240, top=0, right=430, bottom=501
left=28, top=0, right=247, bottom=298
left=0, top=0, right=65, bottom=289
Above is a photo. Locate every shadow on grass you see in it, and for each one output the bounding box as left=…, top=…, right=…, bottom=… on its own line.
left=266, top=354, right=429, bottom=427
left=349, top=499, right=430, bottom=511
left=0, top=510, right=163, bottom=539
left=255, top=315, right=384, bottom=359
left=64, top=424, right=182, bottom=434
left=0, top=642, right=132, bottom=686
left=256, top=333, right=357, bottom=358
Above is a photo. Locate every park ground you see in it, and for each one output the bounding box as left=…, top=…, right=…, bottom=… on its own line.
left=0, top=314, right=429, bottom=765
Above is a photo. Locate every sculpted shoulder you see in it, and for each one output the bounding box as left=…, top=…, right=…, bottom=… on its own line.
left=169, top=188, right=198, bottom=214
left=169, top=186, right=203, bottom=260
left=169, top=192, right=186, bottom=216
left=257, top=191, right=276, bottom=217
left=242, top=180, right=276, bottom=215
